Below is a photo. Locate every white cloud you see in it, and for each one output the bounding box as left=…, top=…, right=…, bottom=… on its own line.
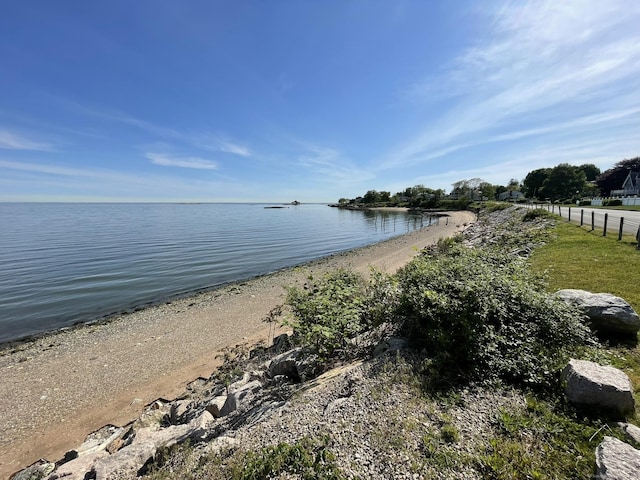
left=296, top=145, right=374, bottom=185
left=388, top=1, right=640, bottom=170
left=146, top=152, right=218, bottom=170
left=196, top=135, right=252, bottom=157
left=0, top=130, right=53, bottom=151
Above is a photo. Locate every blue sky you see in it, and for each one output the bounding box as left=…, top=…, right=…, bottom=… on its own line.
left=1, top=1, right=639, bottom=202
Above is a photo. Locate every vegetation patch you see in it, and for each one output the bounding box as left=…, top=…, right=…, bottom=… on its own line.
left=395, top=243, right=593, bottom=387
left=479, top=395, right=625, bottom=480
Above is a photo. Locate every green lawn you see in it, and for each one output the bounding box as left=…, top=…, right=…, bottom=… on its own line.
left=529, top=220, right=640, bottom=393
left=530, top=221, right=640, bottom=310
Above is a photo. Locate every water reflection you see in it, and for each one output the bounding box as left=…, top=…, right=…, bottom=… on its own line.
left=360, top=209, right=439, bottom=233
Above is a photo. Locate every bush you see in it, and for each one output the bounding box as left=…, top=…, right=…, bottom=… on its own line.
left=603, top=199, right=622, bottom=206
left=578, top=200, right=591, bottom=206
left=394, top=244, right=593, bottom=386
left=286, top=269, right=368, bottom=358
left=522, top=209, right=555, bottom=222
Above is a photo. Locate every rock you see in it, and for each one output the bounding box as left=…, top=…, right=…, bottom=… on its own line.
left=93, top=411, right=213, bottom=479
left=170, top=400, right=192, bottom=424
left=220, top=380, right=262, bottom=417
left=556, top=289, right=640, bottom=336
left=267, top=347, right=320, bottom=382
left=373, top=336, right=410, bottom=357
left=46, top=451, right=109, bottom=480
left=75, top=425, right=126, bottom=457
left=10, top=460, right=55, bottom=480
left=205, top=396, right=228, bottom=418
left=596, top=436, right=640, bottom=479
left=132, top=406, right=170, bottom=431
left=272, top=333, right=292, bottom=353
left=562, top=359, right=635, bottom=415
left=203, top=435, right=239, bottom=455
left=617, top=422, right=640, bottom=445
left=268, top=348, right=302, bottom=379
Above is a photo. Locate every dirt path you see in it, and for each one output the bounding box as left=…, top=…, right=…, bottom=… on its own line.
left=0, top=210, right=474, bottom=477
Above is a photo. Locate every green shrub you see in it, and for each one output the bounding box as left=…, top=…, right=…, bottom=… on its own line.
left=603, top=199, right=623, bottom=206
left=483, top=202, right=510, bottom=213
left=286, top=269, right=368, bottom=358
left=578, top=199, right=591, bottom=206
left=395, top=244, right=593, bottom=386
left=234, top=436, right=345, bottom=480
left=522, top=209, right=555, bottom=222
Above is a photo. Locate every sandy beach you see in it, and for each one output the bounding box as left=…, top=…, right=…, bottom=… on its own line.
left=0, top=210, right=474, bottom=477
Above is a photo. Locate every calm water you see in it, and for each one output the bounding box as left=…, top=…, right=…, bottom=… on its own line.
left=0, top=203, right=429, bottom=343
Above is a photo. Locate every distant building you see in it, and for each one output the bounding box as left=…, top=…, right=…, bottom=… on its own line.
left=611, top=171, right=640, bottom=197
left=497, top=190, right=525, bottom=201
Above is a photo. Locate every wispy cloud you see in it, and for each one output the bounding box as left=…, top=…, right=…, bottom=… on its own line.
left=387, top=1, right=640, bottom=170
left=0, top=130, right=54, bottom=151
left=296, top=144, right=375, bottom=186
left=146, top=152, right=218, bottom=170
left=196, top=135, right=252, bottom=157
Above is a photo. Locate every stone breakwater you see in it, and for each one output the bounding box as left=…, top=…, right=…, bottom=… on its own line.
left=1, top=211, right=475, bottom=478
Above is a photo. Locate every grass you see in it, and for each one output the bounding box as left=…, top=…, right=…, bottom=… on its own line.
left=529, top=220, right=640, bottom=310
left=529, top=218, right=640, bottom=412
left=479, top=395, right=625, bottom=480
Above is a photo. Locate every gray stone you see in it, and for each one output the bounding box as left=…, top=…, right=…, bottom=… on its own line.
left=268, top=348, right=304, bottom=379
left=10, top=460, right=55, bottom=480
left=220, top=380, right=262, bottom=417
left=93, top=411, right=213, bottom=479
left=75, top=425, right=125, bottom=457
left=205, top=395, right=228, bottom=418
left=373, top=336, right=410, bottom=357
left=169, top=400, right=192, bottom=424
left=267, top=347, right=319, bottom=382
left=596, top=436, right=640, bottom=479
left=617, top=422, right=640, bottom=445
left=556, top=289, right=640, bottom=335
left=272, top=333, right=292, bottom=353
left=563, top=359, right=635, bottom=415
left=46, top=451, right=108, bottom=480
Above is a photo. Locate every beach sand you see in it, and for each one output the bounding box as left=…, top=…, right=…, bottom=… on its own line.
left=0, top=210, right=474, bottom=477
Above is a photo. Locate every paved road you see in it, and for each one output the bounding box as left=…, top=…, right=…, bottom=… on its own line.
left=524, top=204, right=640, bottom=238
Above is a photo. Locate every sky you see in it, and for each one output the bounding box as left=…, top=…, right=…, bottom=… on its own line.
left=1, top=1, right=639, bottom=203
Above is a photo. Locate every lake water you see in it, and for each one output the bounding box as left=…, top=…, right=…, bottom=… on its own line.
left=0, top=203, right=429, bottom=343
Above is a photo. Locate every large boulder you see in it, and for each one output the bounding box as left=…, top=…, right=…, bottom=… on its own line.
left=267, top=347, right=320, bottom=382
left=596, top=436, right=640, bottom=480
left=562, top=359, right=635, bottom=415
left=556, top=289, right=640, bottom=336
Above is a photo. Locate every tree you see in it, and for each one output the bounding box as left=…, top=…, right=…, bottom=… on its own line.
left=539, top=164, right=586, bottom=201
left=480, top=182, right=497, bottom=200
left=578, top=164, right=600, bottom=182
left=522, top=168, right=552, bottom=199
left=363, top=190, right=380, bottom=204
left=595, top=157, right=640, bottom=196
left=507, top=178, right=520, bottom=190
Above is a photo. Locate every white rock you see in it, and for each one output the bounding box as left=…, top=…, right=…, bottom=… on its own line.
left=563, top=359, right=635, bottom=415
left=596, top=436, right=640, bottom=480
left=556, top=289, right=640, bottom=335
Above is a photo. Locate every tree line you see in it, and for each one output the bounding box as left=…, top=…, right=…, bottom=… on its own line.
left=336, top=156, right=639, bottom=208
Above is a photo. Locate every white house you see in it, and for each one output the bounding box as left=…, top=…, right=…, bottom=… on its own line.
left=611, top=171, right=640, bottom=197
left=497, top=190, right=525, bottom=201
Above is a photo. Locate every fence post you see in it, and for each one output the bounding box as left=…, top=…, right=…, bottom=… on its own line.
left=591, top=211, right=595, bottom=231
left=580, top=209, right=584, bottom=226
left=603, top=213, right=608, bottom=236
left=568, top=207, right=571, bottom=221
left=558, top=206, right=561, bottom=216
left=618, top=217, right=624, bottom=241
left=637, top=225, right=640, bottom=250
